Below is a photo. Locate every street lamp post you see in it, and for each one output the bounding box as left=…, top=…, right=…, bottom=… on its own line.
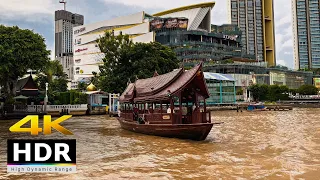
left=44, top=82, right=48, bottom=113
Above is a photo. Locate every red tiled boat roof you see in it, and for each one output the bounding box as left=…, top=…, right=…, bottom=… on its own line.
left=135, top=68, right=183, bottom=97
left=119, top=63, right=209, bottom=103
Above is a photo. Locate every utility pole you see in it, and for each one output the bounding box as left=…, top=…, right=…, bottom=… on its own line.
left=59, top=0, right=67, bottom=10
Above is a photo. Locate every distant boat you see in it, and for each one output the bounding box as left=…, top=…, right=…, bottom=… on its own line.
left=247, top=102, right=267, bottom=111
left=117, top=63, right=221, bottom=141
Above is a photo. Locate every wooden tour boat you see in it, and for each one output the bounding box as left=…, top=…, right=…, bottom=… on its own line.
left=117, top=63, right=220, bottom=141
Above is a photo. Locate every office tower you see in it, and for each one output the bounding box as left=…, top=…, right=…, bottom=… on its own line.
left=292, top=0, right=320, bottom=70
left=55, top=10, right=84, bottom=79
left=228, top=0, right=276, bottom=66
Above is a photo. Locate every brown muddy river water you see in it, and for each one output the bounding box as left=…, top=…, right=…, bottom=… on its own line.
left=0, top=108, right=320, bottom=179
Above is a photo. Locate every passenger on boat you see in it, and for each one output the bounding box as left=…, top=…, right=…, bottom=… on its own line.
left=133, top=105, right=139, bottom=121
left=167, top=106, right=171, bottom=113
left=166, top=105, right=175, bottom=113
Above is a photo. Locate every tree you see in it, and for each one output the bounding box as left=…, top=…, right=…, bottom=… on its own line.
left=267, top=85, right=289, bottom=101
left=50, top=77, right=68, bottom=92
left=297, top=85, right=318, bottom=95
left=236, top=88, right=243, bottom=95
left=77, top=82, right=87, bottom=91
left=0, top=25, right=50, bottom=96
left=35, top=60, right=68, bottom=98
left=312, top=68, right=320, bottom=75
left=91, top=71, right=99, bottom=87
left=249, top=84, right=289, bottom=101
left=36, top=60, right=66, bottom=90
left=97, top=31, right=180, bottom=93
left=248, top=84, right=262, bottom=101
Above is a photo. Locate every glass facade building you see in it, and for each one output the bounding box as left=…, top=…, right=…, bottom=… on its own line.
left=204, top=72, right=236, bottom=104
left=154, top=24, right=255, bottom=63
left=203, top=64, right=313, bottom=89
left=228, top=0, right=276, bottom=66
left=292, top=0, right=320, bottom=69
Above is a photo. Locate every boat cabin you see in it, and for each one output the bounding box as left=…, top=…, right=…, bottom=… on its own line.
left=119, top=63, right=211, bottom=125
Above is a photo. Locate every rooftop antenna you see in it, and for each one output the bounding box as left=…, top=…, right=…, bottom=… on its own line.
left=59, top=0, right=67, bottom=10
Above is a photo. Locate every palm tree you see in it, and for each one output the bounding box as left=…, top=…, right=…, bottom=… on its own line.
left=35, top=60, right=67, bottom=91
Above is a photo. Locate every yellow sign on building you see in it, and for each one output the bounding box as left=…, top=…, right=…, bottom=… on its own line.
left=313, top=78, right=320, bottom=89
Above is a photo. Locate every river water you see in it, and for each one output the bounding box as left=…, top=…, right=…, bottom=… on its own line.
left=0, top=108, right=320, bottom=179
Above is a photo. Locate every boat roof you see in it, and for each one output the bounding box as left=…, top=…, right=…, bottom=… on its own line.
left=119, top=63, right=209, bottom=103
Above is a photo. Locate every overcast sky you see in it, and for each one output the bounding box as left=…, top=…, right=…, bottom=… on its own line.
left=0, top=0, right=293, bottom=68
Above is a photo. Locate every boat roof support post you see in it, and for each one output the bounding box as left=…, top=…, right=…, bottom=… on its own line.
left=170, top=98, right=174, bottom=124
left=160, top=102, right=162, bottom=115
left=179, top=92, right=182, bottom=124
left=195, top=91, right=199, bottom=108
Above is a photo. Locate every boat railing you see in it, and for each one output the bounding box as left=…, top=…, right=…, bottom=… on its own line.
left=120, top=111, right=211, bottom=124
left=121, top=112, right=133, bottom=120
left=144, top=113, right=172, bottom=124
left=120, top=112, right=173, bottom=124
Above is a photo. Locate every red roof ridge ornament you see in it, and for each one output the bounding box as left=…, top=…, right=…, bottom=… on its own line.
left=180, top=63, right=184, bottom=70
left=127, top=78, right=131, bottom=85
left=167, top=90, right=171, bottom=97
left=153, top=70, right=159, bottom=77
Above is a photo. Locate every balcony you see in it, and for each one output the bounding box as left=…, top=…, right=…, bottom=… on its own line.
left=266, top=46, right=273, bottom=51
left=264, top=16, right=271, bottom=21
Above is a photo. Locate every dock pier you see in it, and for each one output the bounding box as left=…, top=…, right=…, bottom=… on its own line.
left=265, top=105, right=293, bottom=111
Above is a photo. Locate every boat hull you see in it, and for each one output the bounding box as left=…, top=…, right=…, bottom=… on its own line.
left=117, top=118, right=213, bottom=141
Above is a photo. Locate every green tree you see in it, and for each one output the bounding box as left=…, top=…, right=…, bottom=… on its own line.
left=312, top=68, right=320, bottom=75
left=97, top=31, right=179, bottom=93
left=77, top=82, right=87, bottom=91
left=297, top=85, right=318, bottom=95
left=249, top=84, right=289, bottom=101
left=259, top=84, right=269, bottom=101
left=267, top=85, right=289, bottom=101
left=35, top=60, right=68, bottom=102
left=91, top=71, right=99, bottom=87
left=289, top=88, right=298, bottom=95
left=50, top=77, right=68, bottom=92
left=0, top=25, right=50, bottom=96
left=249, top=84, right=262, bottom=101
left=236, top=88, right=243, bottom=95
left=36, top=60, right=66, bottom=90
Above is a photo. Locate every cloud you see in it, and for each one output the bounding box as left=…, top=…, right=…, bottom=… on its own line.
left=101, top=0, right=215, bottom=9
left=0, top=0, right=59, bottom=22
left=277, top=59, right=287, bottom=67
left=100, top=0, right=228, bottom=25
left=274, top=0, right=293, bottom=68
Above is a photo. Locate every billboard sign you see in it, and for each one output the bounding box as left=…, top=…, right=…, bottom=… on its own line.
left=223, top=35, right=238, bottom=41
left=150, top=19, right=164, bottom=30
left=150, top=18, right=188, bottom=31
left=314, top=78, right=320, bottom=89
left=75, top=48, right=88, bottom=53
left=74, top=38, right=81, bottom=45
left=74, top=27, right=86, bottom=34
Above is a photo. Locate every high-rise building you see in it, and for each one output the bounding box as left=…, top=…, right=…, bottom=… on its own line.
left=228, top=0, right=276, bottom=66
left=55, top=10, right=84, bottom=79
left=292, top=0, right=320, bottom=70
